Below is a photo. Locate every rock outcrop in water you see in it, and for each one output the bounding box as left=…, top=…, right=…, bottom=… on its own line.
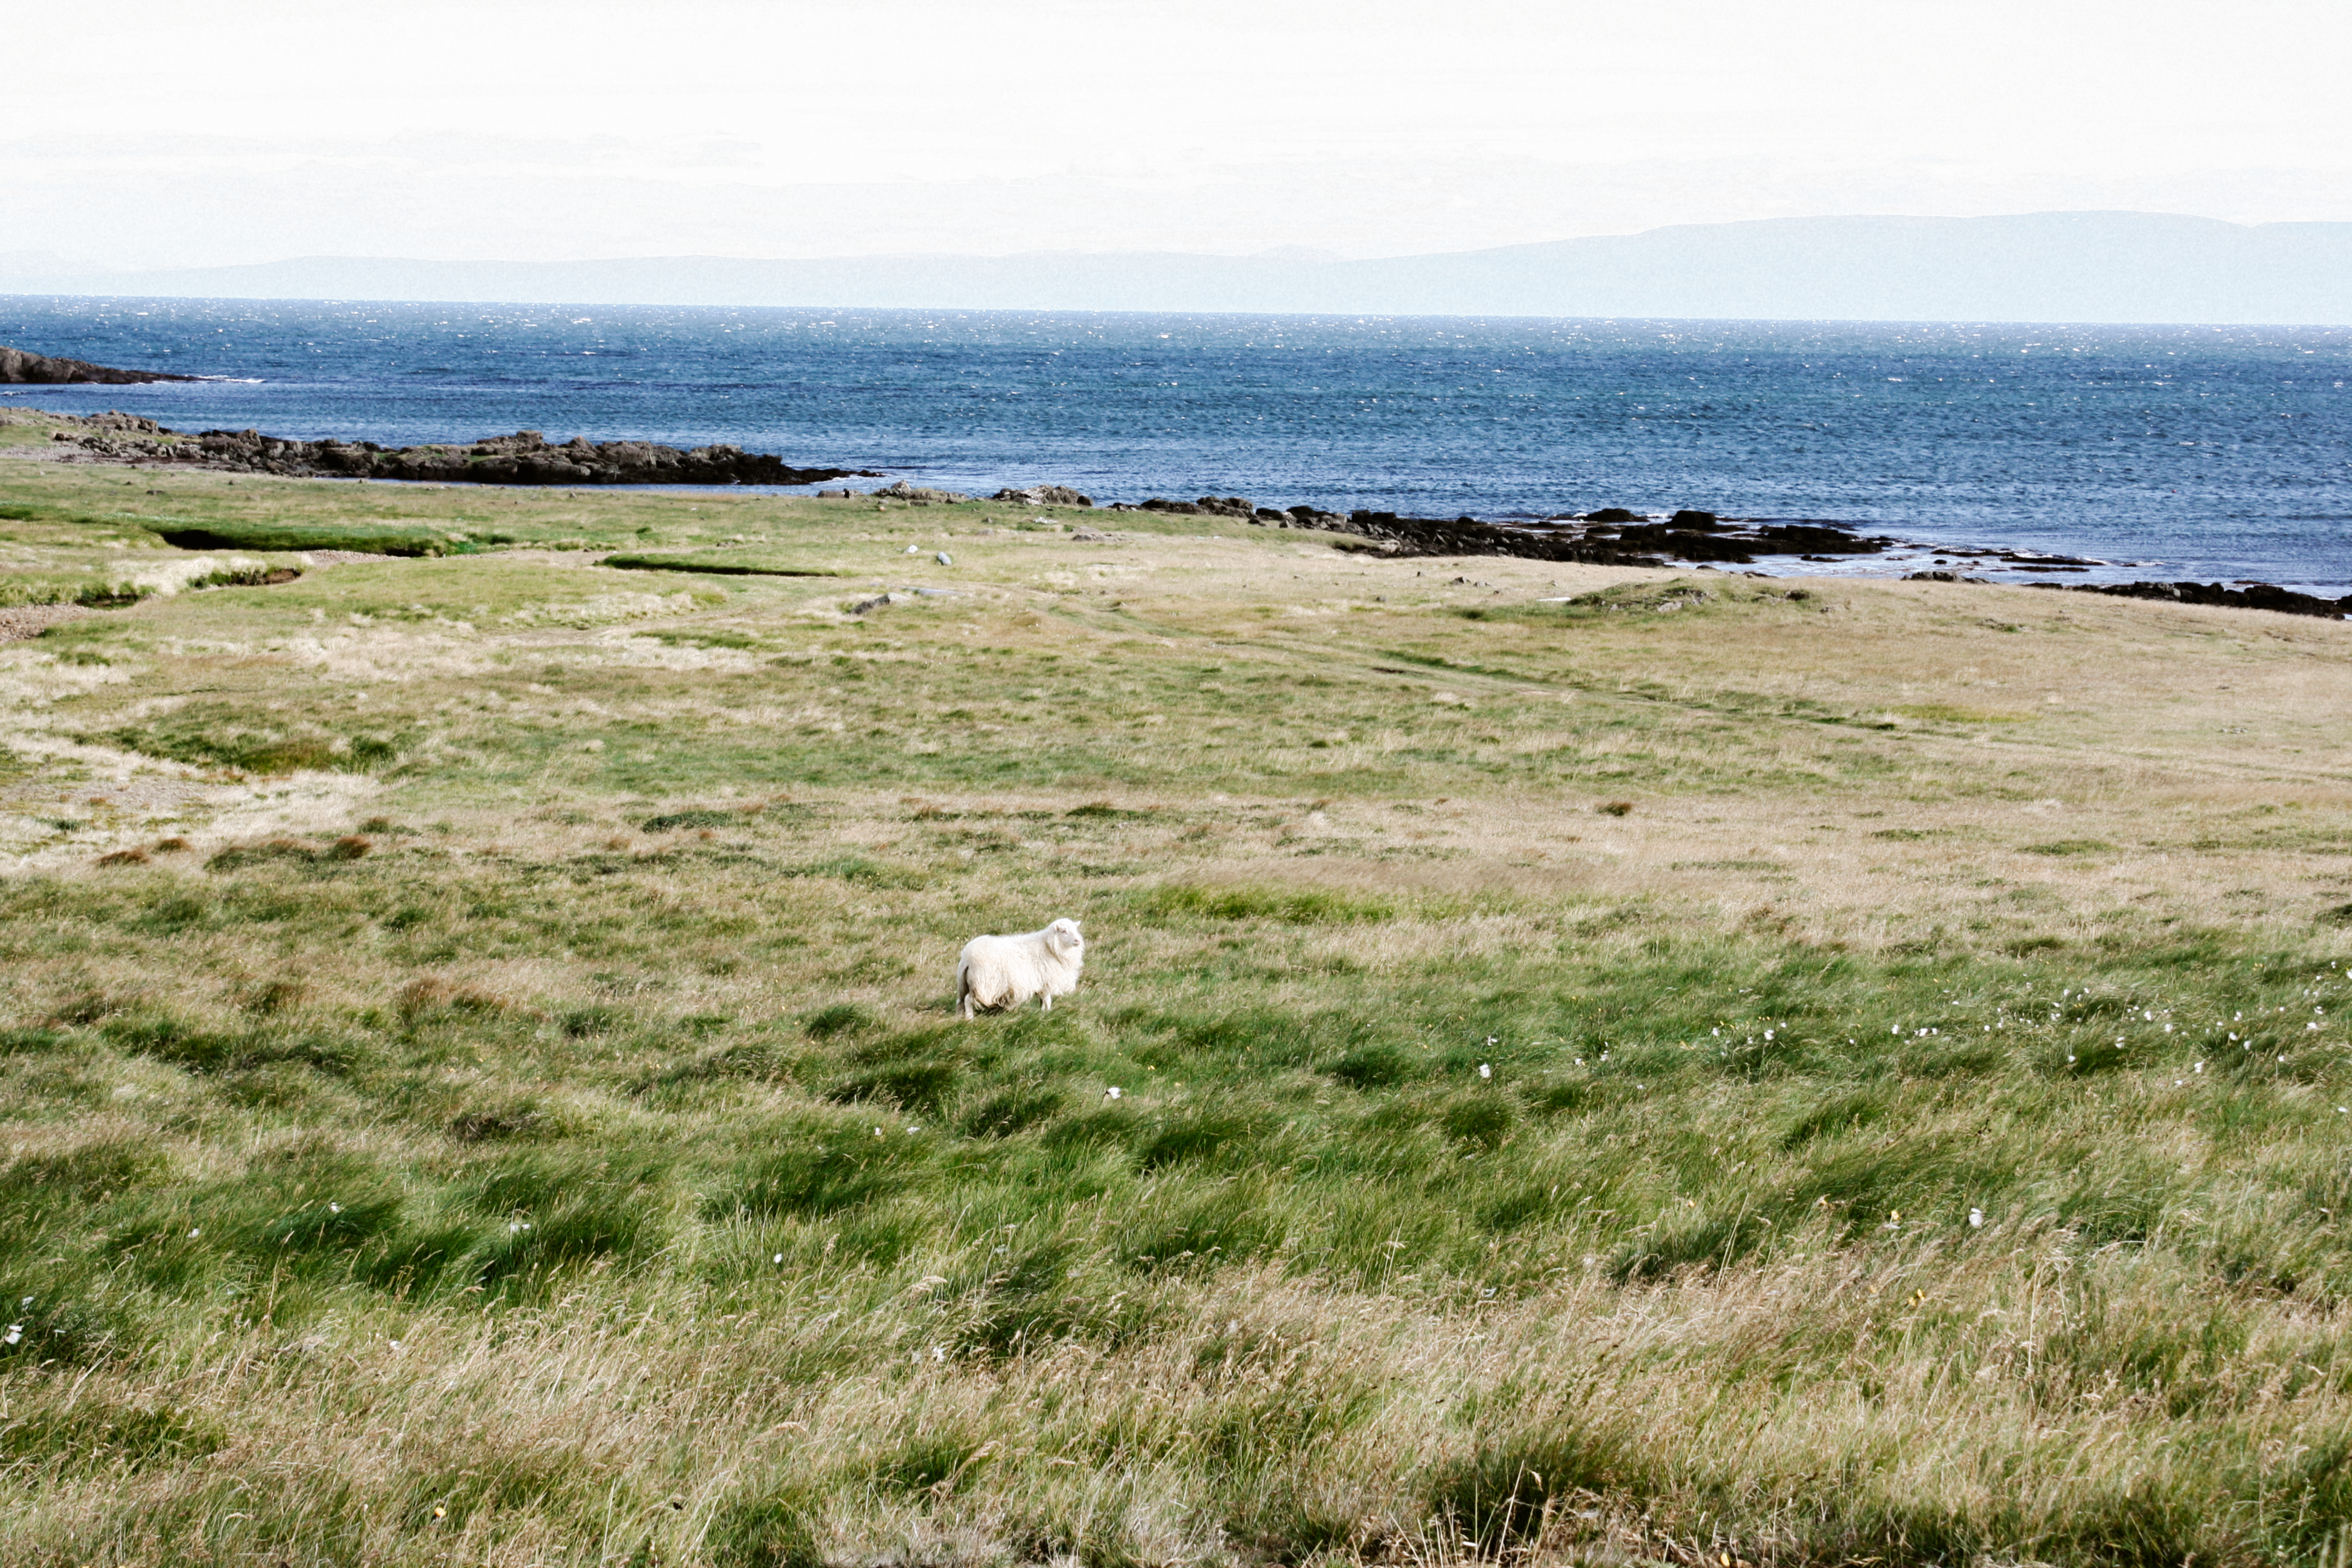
left=41, top=414, right=875, bottom=486
left=0, top=346, right=200, bottom=384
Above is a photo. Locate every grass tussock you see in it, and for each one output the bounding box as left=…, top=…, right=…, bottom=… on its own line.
left=2, top=454, right=2352, bottom=1564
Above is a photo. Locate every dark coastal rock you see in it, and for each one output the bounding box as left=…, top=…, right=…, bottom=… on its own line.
left=1594, top=524, right=1757, bottom=562
left=992, top=484, right=1093, bottom=507
left=1335, top=511, right=1671, bottom=566
left=0, top=346, right=200, bottom=385
left=1906, top=570, right=1991, bottom=583
left=1195, top=495, right=1260, bottom=519
left=1999, top=547, right=2103, bottom=572
left=1130, top=495, right=1259, bottom=520
left=1282, top=506, right=1903, bottom=567
left=40, top=415, right=875, bottom=486
left=1097, top=490, right=1898, bottom=567
left=872, top=480, right=971, bottom=503
left=2032, top=579, right=2352, bottom=619
left=1755, top=522, right=1889, bottom=554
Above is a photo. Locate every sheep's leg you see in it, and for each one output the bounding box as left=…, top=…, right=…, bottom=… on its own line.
left=1040, top=993, right=1052, bottom=1012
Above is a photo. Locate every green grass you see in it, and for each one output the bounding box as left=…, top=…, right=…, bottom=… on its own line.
left=4, top=453, right=2352, bottom=1565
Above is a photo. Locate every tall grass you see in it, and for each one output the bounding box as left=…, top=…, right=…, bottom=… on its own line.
left=4, top=454, right=2352, bottom=1563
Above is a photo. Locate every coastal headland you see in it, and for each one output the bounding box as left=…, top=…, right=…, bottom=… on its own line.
left=20, top=407, right=2350, bottom=616
left=3, top=422, right=2351, bottom=1567
left=0, top=343, right=199, bottom=384
left=30, top=410, right=876, bottom=487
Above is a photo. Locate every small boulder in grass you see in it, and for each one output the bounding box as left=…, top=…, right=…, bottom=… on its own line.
left=1596, top=800, right=1635, bottom=817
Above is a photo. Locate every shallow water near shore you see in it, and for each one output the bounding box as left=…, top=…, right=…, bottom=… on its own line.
left=4, top=295, right=2347, bottom=591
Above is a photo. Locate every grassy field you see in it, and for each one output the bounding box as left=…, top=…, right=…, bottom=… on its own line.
left=4, top=445, right=2352, bottom=1567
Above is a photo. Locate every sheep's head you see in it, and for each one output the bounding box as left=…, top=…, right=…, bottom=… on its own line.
left=1048, top=918, right=1084, bottom=955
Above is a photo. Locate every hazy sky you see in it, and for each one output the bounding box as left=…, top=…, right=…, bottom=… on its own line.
left=8, top=0, right=2349, bottom=268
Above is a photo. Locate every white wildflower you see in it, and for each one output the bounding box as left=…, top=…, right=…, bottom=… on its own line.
left=1478, top=1063, right=1492, bottom=1079
left=1105, top=1086, right=1122, bottom=1099
left=1968, top=1208, right=1984, bottom=1228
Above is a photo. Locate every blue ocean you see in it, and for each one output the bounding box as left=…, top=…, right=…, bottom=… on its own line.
left=3, top=296, right=2347, bottom=591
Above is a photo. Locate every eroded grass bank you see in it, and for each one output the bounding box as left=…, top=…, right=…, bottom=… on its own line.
left=3, top=456, right=2352, bottom=1566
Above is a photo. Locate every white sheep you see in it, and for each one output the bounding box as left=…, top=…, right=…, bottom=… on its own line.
left=956, top=918, right=1085, bottom=1019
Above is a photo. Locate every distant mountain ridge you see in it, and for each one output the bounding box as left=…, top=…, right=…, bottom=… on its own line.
left=5, top=212, right=2348, bottom=324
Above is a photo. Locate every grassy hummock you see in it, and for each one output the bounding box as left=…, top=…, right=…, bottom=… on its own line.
left=2, top=454, right=2351, bottom=1566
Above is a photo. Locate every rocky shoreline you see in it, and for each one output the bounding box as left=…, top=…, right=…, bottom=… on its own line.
left=1092, top=491, right=2346, bottom=620
left=1089, top=492, right=1901, bottom=570
left=0, top=346, right=200, bottom=385
left=2033, top=577, right=2349, bottom=620
left=11, top=411, right=2341, bottom=620
left=34, top=413, right=876, bottom=487
left=856, top=481, right=1887, bottom=569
